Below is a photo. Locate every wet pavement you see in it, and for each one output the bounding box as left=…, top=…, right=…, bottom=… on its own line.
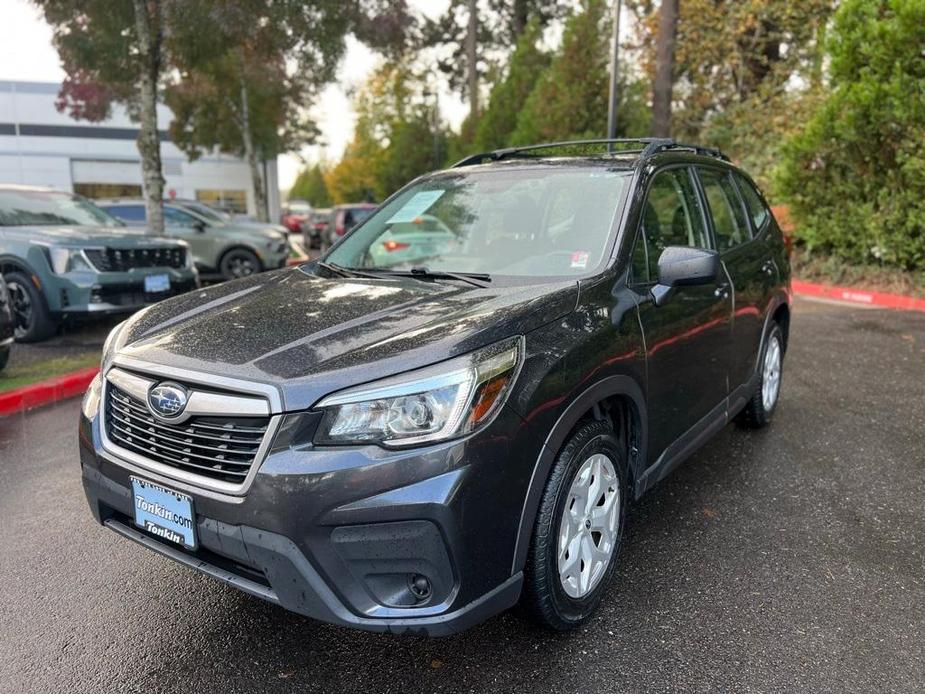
left=0, top=297, right=922, bottom=693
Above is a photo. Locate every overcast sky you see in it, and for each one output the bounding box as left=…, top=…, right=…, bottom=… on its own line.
left=0, top=0, right=469, bottom=190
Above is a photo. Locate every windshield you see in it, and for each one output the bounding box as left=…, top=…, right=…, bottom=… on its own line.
left=0, top=189, right=124, bottom=227
left=324, top=167, right=631, bottom=279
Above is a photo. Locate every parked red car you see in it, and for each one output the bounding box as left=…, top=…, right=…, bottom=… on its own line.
left=281, top=200, right=312, bottom=234
left=326, top=203, right=377, bottom=247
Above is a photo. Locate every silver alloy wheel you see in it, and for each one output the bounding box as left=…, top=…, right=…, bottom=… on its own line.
left=762, top=334, right=782, bottom=411
left=227, top=254, right=257, bottom=278
left=558, top=452, right=620, bottom=599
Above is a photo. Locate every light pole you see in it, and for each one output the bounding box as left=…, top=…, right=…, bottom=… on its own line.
left=607, top=0, right=622, bottom=144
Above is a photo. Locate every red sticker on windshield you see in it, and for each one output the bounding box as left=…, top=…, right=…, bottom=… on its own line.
left=570, top=251, right=589, bottom=269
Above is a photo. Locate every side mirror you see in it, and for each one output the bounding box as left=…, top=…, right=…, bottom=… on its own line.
left=193, top=220, right=207, bottom=233
left=651, top=246, right=720, bottom=307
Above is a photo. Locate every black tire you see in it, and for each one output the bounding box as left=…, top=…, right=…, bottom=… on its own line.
left=4, top=271, right=57, bottom=343
left=219, top=249, right=262, bottom=281
left=0, top=346, right=9, bottom=372
left=522, top=419, right=628, bottom=631
left=737, top=322, right=784, bottom=428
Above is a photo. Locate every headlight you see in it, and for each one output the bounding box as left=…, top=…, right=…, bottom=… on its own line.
left=101, top=319, right=128, bottom=370
left=81, top=373, right=103, bottom=419
left=314, top=336, right=524, bottom=447
left=48, top=247, right=95, bottom=274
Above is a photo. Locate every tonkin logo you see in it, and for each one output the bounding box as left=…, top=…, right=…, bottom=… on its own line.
left=147, top=382, right=189, bottom=419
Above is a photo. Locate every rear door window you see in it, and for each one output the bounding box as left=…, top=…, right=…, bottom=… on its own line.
left=106, top=204, right=146, bottom=223
left=734, top=173, right=771, bottom=234
left=697, top=168, right=750, bottom=253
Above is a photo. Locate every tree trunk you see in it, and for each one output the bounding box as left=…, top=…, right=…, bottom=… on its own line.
left=239, top=77, right=268, bottom=222
left=466, top=0, right=479, bottom=118
left=652, top=0, right=679, bottom=138
left=512, top=0, right=529, bottom=38
left=132, top=0, right=165, bottom=236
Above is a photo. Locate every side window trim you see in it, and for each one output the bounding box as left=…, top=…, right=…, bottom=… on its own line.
left=690, top=166, right=718, bottom=252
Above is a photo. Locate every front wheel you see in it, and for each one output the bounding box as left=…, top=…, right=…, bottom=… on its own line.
left=4, top=271, right=57, bottom=343
left=219, top=249, right=262, bottom=281
left=737, top=322, right=784, bottom=428
left=522, top=419, right=627, bottom=630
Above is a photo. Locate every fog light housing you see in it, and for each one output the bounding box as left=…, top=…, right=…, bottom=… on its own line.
left=409, top=574, right=432, bottom=601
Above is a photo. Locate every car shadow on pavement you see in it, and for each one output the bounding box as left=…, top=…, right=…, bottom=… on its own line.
left=124, top=422, right=772, bottom=693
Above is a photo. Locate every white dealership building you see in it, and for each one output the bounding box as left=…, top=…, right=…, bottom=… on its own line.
left=0, top=80, right=280, bottom=219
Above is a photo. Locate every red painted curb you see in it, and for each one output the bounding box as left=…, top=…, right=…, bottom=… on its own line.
left=793, top=279, right=925, bottom=312
left=0, top=366, right=100, bottom=417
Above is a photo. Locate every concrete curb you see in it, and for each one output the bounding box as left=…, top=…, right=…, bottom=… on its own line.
left=0, top=366, right=99, bottom=417
left=793, top=279, right=925, bottom=312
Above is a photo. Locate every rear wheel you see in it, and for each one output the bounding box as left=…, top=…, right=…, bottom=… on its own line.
left=4, top=271, right=57, bottom=343
left=737, top=322, right=784, bottom=428
left=219, top=249, right=262, bottom=281
left=522, top=419, right=627, bottom=630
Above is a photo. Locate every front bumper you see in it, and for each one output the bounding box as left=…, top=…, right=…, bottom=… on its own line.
left=78, top=376, right=538, bottom=636
left=47, top=269, right=200, bottom=316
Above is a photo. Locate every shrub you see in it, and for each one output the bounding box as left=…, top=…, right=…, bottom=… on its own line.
left=775, top=0, right=925, bottom=270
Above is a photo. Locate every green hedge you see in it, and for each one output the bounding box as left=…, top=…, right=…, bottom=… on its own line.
left=775, top=0, right=925, bottom=271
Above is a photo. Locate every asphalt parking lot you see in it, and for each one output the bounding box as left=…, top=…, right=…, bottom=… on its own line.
left=0, top=297, right=922, bottom=694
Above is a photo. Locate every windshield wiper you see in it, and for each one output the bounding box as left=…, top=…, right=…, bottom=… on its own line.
left=404, top=267, right=492, bottom=288
left=316, top=261, right=388, bottom=280
left=317, top=261, right=491, bottom=288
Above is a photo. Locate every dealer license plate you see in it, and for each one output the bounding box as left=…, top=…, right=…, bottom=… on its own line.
left=131, top=477, right=196, bottom=549
left=144, top=274, right=171, bottom=293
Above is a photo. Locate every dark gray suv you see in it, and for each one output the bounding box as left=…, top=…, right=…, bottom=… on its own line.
left=79, top=139, right=791, bottom=635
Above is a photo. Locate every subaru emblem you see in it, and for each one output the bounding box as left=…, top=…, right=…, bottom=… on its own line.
left=147, top=382, right=189, bottom=420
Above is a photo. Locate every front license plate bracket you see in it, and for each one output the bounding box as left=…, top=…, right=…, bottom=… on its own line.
left=130, top=477, right=197, bottom=549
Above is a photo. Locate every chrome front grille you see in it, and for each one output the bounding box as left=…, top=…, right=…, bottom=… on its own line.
left=105, top=383, right=270, bottom=484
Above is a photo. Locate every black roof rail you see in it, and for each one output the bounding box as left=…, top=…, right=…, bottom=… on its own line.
left=452, top=137, right=728, bottom=168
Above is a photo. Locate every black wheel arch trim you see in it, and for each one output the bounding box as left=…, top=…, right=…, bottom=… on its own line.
left=0, top=254, right=38, bottom=278
left=511, top=374, right=647, bottom=575
left=0, top=256, right=52, bottom=311
left=757, top=290, right=791, bottom=366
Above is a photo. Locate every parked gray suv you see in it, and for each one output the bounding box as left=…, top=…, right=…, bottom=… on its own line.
left=100, top=200, right=290, bottom=280
left=0, top=186, right=199, bottom=342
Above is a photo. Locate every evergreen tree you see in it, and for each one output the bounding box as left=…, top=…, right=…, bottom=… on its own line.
left=776, top=0, right=925, bottom=270
left=473, top=19, right=549, bottom=152
left=510, top=0, right=612, bottom=144
left=290, top=164, right=333, bottom=207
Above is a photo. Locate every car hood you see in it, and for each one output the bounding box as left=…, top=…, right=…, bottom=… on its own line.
left=117, top=266, right=578, bottom=411
left=0, top=225, right=185, bottom=248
